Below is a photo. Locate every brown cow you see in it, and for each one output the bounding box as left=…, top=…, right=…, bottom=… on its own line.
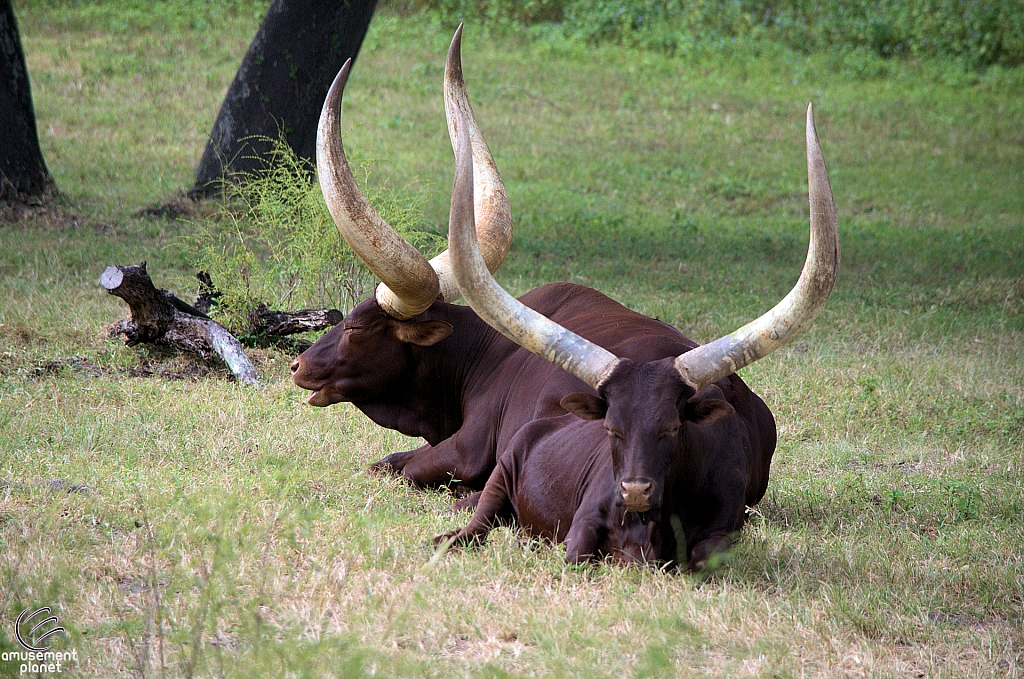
left=292, top=279, right=715, bottom=489
left=435, top=95, right=838, bottom=569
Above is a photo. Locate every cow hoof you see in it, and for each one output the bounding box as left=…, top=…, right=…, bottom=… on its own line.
left=367, top=460, right=401, bottom=477
left=433, top=530, right=462, bottom=548
left=450, top=491, right=482, bottom=513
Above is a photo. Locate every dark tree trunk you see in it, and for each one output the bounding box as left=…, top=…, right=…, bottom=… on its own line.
left=0, top=0, right=53, bottom=203
left=191, top=0, right=378, bottom=197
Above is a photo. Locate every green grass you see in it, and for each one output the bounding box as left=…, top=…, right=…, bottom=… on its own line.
left=2, top=4, right=1023, bottom=677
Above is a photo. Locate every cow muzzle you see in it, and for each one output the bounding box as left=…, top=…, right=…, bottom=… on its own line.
left=290, top=357, right=334, bottom=406
left=617, top=478, right=655, bottom=513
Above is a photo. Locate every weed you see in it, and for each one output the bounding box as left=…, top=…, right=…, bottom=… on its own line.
left=182, top=136, right=444, bottom=332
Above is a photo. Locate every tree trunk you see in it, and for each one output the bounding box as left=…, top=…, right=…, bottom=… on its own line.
left=0, top=0, right=53, bottom=203
left=191, top=0, right=378, bottom=197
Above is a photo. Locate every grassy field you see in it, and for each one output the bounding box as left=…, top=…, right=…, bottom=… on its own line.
left=2, top=2, right=1023, bottom=677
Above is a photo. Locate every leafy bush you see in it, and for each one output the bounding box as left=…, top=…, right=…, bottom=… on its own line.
left=184, top=137, right=445, bottom=334
left=399, top=0, right=1024, bottom=69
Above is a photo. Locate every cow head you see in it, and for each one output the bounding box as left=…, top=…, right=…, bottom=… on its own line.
left=291, top=26, right=511, bottom=405
left=291, top=299, right=452, bottom=407
left=445, top=95, right=838, bottom=516
left=559, top=359, right=734, bottom=514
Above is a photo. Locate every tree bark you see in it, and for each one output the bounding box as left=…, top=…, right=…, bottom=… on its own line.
left=103, top=263, right=259, bottom=385
left=249, top=305, right=344, bottom=336
left=191, top=0, right=378, bottom=197
left=0, top=0, right=53, bottom=203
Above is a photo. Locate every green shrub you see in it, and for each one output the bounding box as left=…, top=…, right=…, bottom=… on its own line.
left=400, top=0, right=1024, bottom=69
left=184, top=137, right=445, bottom=334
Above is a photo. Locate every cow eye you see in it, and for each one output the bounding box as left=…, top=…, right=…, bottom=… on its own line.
left=606, top=427, right=623, bottom=441
left=659, top=425, right=680, bottom=439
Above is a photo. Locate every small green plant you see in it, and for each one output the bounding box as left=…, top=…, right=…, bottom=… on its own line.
left=946, top=481, right=983, bottom=522
left=884, top=486, right=906, bottom=511
left=184, top=136, right=445, bottom=333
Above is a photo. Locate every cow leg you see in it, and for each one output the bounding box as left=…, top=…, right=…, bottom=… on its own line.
left=563, top=517, right=603, bottom=565
left=368, top=445, right=426, bottom=476
left=563, top=495, right=608, bottom=564
left=398, top=434, right=494, bottom=489
left=370, top=437, right=477, bottom=488
left=434, top=464, right=512, bottom=547
left=451, top=491, right=482, bottom=513
left=684, top=531, right=733, bottom=572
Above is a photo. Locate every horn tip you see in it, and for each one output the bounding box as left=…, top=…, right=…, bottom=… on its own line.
left=805, top=102, right=820, bottom=146
left=329, top=59, right=353, bottom=97
left=446, top=25, right=465, bottom=83
left=450, top=24, right=464, bottom=53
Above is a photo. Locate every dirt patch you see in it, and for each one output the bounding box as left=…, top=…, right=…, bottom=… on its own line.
left=0, top=478, right=91, bottom=494
left=135, top=194, right=198, bottom=219
left=0, top=199, right=72, bottom=227
left=30, top=355, right=104, bottom=378
left=0, top=352, right=231, bottom=382
left=126, top=354, right=225, bottom=380
left=0, top=322, right=48, bottom=347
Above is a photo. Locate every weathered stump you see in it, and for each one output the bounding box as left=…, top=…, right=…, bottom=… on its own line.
left=102, top=263, right=259, bottom=385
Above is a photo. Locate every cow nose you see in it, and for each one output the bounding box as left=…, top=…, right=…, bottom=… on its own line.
left=619, top=479, right=654, bottom=513
left=290, top=358, right=301, bottom=374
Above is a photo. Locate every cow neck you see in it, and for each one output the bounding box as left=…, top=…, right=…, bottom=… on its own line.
left=451, top=308, right=525, bottom=412
left=351, top=302, right=488, bottom=446
left=661, top=418, right=723, bottom=513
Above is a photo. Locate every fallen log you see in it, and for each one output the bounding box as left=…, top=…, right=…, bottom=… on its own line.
left=193, top=273, right=343, bottom=339
left=193, top=271, right=221, bottom=315
left=102, top=262, right=259, bottom=385
left=248, top=305, right=344, bottom=336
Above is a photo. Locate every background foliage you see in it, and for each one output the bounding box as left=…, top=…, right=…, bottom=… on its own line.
left=395, top=0, right=1024, bottom=70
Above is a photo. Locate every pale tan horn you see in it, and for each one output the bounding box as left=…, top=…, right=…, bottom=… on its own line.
left=674, top=103, right=840, bottom=390
left=317, top=32, right=512, bottom=319
left=448, top=107, right=622, bottom=389
left=431, top=23, right=514, bottom=303
left=317, top=59, right=439, bottom=320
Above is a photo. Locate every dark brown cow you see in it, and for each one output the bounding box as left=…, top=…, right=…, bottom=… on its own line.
left=292, top=280, right=717, bottom=489
left=438, top=379, right=772, bottom=569
left=435, top=91, right=838, bottom=568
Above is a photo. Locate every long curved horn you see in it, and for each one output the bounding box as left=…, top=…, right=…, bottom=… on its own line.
left=429, top=24, right=514, bottom=303
left=448, top=108, right=622, bottom=389
left=317, top=59, right=440, bottom=320
left=674, top=103, right=839, bottom=390
left=317, top=31, right=513, bottom=318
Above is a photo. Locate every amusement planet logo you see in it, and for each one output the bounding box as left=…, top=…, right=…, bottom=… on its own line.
left=3, top=607, right=78, bottom=676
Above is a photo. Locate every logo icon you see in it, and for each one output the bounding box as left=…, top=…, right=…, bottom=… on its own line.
left=15, top=607, right=66, bottom=652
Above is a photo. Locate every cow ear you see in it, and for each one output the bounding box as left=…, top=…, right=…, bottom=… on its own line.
left=560, top=393, right=608, bottom=420
left=683, top=398, right=734, bottom=426
left=395, top=320, right=453, bottom=346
